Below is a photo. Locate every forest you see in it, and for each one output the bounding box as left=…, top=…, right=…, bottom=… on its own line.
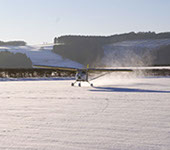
left=0, top=40, right=26, bottom=46
left=0, top=51, right=32, bottom=68
left=53, top=32, right=170, bottom=66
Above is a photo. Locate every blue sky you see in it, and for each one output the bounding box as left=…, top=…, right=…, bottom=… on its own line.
left=0, top=0, right=170, bottom=44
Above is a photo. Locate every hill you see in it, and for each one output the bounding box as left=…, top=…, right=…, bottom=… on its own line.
left=0, top=45, right=83, bottom=68
left=52, top=32, right=170, bottom=66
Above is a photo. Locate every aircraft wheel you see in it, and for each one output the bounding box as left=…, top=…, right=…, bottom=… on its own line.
left=71, top=83, right=74, bottom=86
left=91, top=83, right=93, bottom=87
left=78, top=83, right=81, bottom=87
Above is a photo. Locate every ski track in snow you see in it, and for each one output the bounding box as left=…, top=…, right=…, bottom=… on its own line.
left=0, top=76, right=170, bottom=150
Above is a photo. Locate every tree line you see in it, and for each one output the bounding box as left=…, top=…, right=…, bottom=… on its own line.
left=0, top=51, right=32, bottom=68
left=53, top=32, right=170, bottom=66
left=0, top=40, right=26, bottom=46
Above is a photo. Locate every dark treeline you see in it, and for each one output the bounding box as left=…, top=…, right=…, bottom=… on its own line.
left=153, top=45, right=170, bottom=65
left=0, top=51, right=32, bottom=68
left=53, top=32, right=170, bottom=66
left=108, top=32, right=170, bottom=43
left=53, top=35, right=108, bottom=65
left=0, top=40, right=26, bottom=46
left=0, top=68, right=75, bottom=78
left=53, top=41, right=103, bottom=66
left=56, top=32, right=170, bottom=45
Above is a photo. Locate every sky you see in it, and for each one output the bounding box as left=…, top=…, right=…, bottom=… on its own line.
left=0, top=0, right=170, bottom=44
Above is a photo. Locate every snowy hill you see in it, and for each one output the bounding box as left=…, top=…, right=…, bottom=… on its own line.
left=1, top=38, right=170, bottom=68
left=103, top=39, right=170, bottom=66
left=104, top=39, right=170, bottom=52
left=0, top=45, right=83, bottom=68
left=53, top=33, right=170, bottom=66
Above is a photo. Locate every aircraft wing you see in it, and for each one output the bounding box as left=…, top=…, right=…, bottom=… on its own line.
left=87, top=66, right=170, bottom=73
left=87, top=68, right=133, bottom=72
left=33, top=65, right=133, bottom=72
left=33, top=65, right=78, bottom=72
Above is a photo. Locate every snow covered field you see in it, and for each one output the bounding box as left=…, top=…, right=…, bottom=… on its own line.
left=0, top=76, right=170, bottom=150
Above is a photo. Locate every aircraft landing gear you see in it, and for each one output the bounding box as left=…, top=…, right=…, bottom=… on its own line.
left=71, top=81, right=92, bottom=87
left=71, top=82, right=81, bottom=87
left=87, top=81, right=93, bottom=87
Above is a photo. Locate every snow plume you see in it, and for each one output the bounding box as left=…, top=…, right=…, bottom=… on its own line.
left=92, top=71, right=138, bottom=87
left=102, top=38, right=170, bottom=67
left=91, top=44, right=156, bottom=86
left=98, top=42, right=156, bottom=81
left=102, top=46, right=154, bottom=67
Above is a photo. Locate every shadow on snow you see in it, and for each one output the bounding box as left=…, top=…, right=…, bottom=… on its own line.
left=90, top=86, right=170, bottom=93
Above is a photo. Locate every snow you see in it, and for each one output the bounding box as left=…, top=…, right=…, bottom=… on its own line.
left=103, top=39, right=170, bottom=66
left=0, top=75, right=170, bottom=150
left=0, top=45, right=83, bottom=68
left=107, top=39, right=170, bottom=50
